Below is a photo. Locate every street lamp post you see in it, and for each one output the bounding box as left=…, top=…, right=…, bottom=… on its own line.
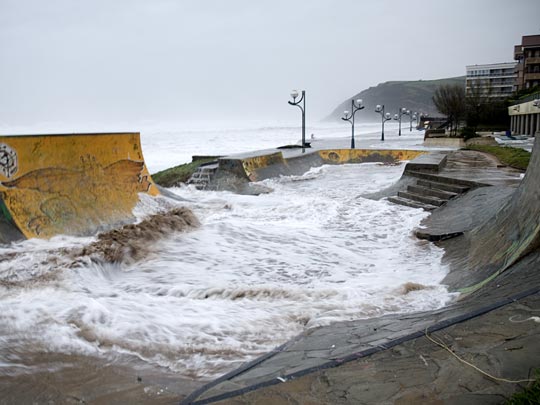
left=288, top=90, right=306, bottom=153
left=341, top=99, right=365, bottom=149
left=375, top=104, right=392, bottom=141
left=402, top=110, right=418, bottom=131
left=393, top=107, right=407, bottom=136
left=416, top=112, right=424, bottom=129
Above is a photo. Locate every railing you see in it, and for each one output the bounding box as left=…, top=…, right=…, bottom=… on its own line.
left=524, top=73, right=540, bottom=80
left=466, top=73, right=516, bottom=78
left=525, top=57, right=540, bottom=65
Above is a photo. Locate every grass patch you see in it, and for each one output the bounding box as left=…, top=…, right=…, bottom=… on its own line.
left=464, top=144, right=531, bottom=171
left=505, top=372, right=540, bottom=404
left=151, top=158, right=217, bottom=187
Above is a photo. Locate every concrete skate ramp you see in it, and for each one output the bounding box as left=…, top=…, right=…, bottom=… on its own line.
left=0, top=133, right=159, bottom=242
left=219, top=149, right=425, bottom=182
left=318, top=149, right=424, bottom=165
left=445, top=134, right=540, bottom=294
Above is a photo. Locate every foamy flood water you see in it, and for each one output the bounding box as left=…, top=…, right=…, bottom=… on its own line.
left=0, top=162, right=455, bottom=380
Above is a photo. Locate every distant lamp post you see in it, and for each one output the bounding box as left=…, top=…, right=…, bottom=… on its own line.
left=375, top=104, right=392, bottom=141
left=341, top=99, right=365, bottom=148
left=402, top=110, right=418, bottom=131
left=393, top=107, right=407, bottom=136
left=288, top=90, right=306, bottom=153
left=417, top=112, right=424, bottom=129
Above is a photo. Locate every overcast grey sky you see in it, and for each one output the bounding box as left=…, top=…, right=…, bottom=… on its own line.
left=1, top=0, right=539, bottom=127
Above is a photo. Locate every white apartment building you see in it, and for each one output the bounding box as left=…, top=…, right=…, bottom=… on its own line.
left=465, top=62, right=517, bottom=99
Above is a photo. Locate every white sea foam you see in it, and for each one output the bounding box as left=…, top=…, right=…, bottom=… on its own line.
left=0, top=161, right=456, bottom=379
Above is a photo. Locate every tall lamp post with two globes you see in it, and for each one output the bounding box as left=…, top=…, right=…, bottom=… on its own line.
left=375, top=104, right=392, bottom=141
left=342, top=99, right=365, bottom=149
left=403, top=109, right=417, bottom=131
left=288, top=90, right=306, bottom=153
left=394, top=107, right=407, bottom=136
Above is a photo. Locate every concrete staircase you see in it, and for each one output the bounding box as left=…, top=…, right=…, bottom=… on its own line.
left=187, top=163, right=219, bottom=190
left=388, top=171, right=474, bottom=211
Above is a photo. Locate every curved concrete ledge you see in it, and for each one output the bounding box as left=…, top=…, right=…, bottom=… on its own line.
left=218, top=151, right=287, bottom=182
left=441, top=134, right=540, bottom=294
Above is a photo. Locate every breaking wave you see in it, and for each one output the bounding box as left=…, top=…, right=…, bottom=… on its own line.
left=0, top=206, right=199, bottom=288
left=73, top=207, right=199, bottom=264
left=0, top=163, right=456, bottom=380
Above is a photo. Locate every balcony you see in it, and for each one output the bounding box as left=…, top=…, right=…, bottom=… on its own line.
left=466, top=72, right=517, bottom=78
left=524, top=72, right=540, bottom=80
left=525, top=57, right=540, bottom=65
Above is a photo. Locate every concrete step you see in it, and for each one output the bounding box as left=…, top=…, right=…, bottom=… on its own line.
left=190, top=173, right=211, bottom=180
left=199, top=166, right=218, bottom=173
left=186, top=164, right=218, bottom=189
left=415, top=228, right=464, bottom=241
left=407, top=170, right=486, bottom=188
left=387, top=196, right=438, bottom=211
left=404, top=152, right=448, bottom=172
left=407, top=184, right=458, bottom=200
left=416, top=179, right=470, bottom=194
left=188, top=178, right=209, bottom=184
left=398, top=191, right=446, bottom=207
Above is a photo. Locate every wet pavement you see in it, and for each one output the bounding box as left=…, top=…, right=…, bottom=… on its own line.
left=212, top=291, right=540, bottom=405
left=440, top=150, right=524, bottom=187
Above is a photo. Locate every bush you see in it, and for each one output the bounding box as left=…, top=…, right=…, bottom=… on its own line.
left=460, top=127, right=478, bottom=140
left=505, top=371, right=540, bottom=404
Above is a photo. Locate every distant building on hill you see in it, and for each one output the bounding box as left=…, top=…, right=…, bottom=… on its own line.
left=465, top=62, right=517, bottom=100
left=514, top=35, right=540, bottom=91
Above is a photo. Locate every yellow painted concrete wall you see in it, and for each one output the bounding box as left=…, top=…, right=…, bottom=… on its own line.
left=0, top=133, right=158, bottom=239
left=318, top=149, right=425, bottom=164
left=240, top=152, right=285, bottom=181
left=230, top=149, right=426, bottom=182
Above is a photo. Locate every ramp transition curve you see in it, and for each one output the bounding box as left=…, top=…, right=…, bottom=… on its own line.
left=442, top=134, right=540, bottom=294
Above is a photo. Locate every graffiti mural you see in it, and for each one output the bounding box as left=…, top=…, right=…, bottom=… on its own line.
left=0, top=133, right=159, bottom=240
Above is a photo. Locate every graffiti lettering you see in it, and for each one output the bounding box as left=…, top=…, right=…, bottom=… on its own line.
left=0, top=143, right=18, bottom=178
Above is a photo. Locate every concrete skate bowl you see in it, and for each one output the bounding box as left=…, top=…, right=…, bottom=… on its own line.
left=0, top=133, right=159, bottom=243
left=218, top=149, right=426, bottom=182
left=442, top=134, right=540, bottom=295
left=182, top=142, right=540, bottom=404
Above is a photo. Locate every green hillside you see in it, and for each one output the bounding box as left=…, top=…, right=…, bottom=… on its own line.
left=326, top=76, right=465, bottom=122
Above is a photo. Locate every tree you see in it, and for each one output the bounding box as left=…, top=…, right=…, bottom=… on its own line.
left=432, top=84, right=466, bottom=135
left=466, top=80, right=511, bottom=130
left=465, top=79, right=491, bottom=130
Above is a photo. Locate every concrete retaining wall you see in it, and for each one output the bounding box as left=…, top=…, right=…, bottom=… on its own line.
left=423, top=137, right=466, bottom=148
left=447, top=134, right=540, bottom=294
left=216, top=149, right=426, bottom=184
left=318, top=149, right=424, bottom=165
